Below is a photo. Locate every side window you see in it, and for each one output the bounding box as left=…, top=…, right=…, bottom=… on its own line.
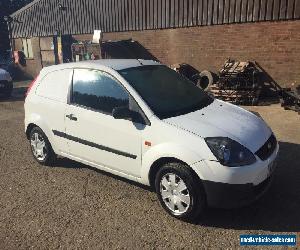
left=36, top=68, right=72, bottom=102
left=72, top=69, right=129, bottom=114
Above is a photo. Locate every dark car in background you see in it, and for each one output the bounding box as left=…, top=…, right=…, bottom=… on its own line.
left=0, top=67, right=13, bottom=97
left=0, top=51, right=14, bottom=97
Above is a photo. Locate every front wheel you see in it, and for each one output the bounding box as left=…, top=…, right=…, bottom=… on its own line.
left=155, top=162, right=206, bottom=222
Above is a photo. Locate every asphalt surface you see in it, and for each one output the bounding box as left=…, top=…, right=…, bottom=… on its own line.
left=0, top=87, right=299, bottom=249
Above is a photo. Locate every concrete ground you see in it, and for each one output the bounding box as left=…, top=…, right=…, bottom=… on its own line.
left=0, top=87, right=299, bottom=249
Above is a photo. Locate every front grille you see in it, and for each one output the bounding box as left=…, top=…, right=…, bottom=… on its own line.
left=255, top=134, right=277, bottom=161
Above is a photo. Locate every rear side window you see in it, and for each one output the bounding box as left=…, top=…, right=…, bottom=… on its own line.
left=36, top=69, right=72, bottom=102
left=71, top=69, right=129, bottom=114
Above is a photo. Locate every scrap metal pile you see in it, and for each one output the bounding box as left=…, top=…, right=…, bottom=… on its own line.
left=173, top=59, right=300, bottom=114
left=280, top=87, right=300, bottom=113
left=255, top=61, right=300, bottom=114
left=172, top=59, right=263, bottom=105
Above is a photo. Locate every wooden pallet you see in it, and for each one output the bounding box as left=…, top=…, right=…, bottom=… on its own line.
left=208, top=85, right=261, bottom=105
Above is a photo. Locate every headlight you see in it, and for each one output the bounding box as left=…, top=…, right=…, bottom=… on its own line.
left=205, top=137, right=256, bottom=167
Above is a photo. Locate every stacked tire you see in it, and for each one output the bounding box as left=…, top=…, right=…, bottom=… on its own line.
left=193, top=70, right=219, bottom=90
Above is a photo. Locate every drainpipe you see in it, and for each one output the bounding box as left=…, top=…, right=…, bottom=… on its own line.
left=53, top=35, right=59, bottom=65
left=53, top=29, right=61, bottom=65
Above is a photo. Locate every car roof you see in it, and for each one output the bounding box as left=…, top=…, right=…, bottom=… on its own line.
left=41, top=59, right=161, bottom=74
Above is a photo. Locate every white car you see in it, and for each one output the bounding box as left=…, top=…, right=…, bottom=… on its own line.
left=24, top=59, right=278, bottom=221
left=0, top=68, right=13, bottom=97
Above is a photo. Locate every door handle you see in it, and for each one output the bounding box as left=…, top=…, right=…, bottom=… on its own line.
left=66, top=114, right=77, bottom=121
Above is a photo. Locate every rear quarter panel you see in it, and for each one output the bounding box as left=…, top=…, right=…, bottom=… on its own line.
left=24, top=68, right=73, bottom=154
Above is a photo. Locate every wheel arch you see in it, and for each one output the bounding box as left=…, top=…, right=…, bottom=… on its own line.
left=25, top=118, right=58, bottom=154
left=148, top=157, right=204, bottom=190
left=140, top=142, right=206, bottom=187
left=26, top=123, right=38, bottom=139
left=148, top=157, right=185, bottom=189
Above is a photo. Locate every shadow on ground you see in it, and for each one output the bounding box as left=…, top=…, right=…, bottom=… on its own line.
left=50, top=140, right=300, bottom=232
left=52, top=157, right=153, bottom=191
left=199, top=141, right=300, bottom=232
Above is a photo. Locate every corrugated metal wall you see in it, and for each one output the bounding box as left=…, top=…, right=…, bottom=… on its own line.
left=11, top=0, right=300, bottom=38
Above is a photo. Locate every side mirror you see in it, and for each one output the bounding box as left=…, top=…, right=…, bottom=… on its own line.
left=112, top=106, right=132, bottom=120
left=112, top=106, right=145, bottom=124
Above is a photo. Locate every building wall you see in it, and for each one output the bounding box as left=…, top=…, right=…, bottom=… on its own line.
left=14, top=37, right=43, bottom=78
left=13, top=36, right=58, bottom=78
left=11, top=0, right=300, bottom=38
left=39, top=37, right=56, bottom=67
left=15, top=20, right=300, bottom=87
left=75, top=20, right=300, bottom=88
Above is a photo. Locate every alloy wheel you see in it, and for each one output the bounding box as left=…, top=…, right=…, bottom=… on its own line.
left=30, top=132, right=47, bottom=161
left=160, top=173, right=191, bottom=215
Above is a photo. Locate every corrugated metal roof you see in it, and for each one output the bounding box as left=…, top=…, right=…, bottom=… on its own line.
left=10, top=0, right=42, bottom=17
left=11, top=0, right=300, bottom=38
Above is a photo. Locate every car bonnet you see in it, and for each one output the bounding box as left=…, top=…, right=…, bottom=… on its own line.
left=163, top=99, right=272, bottom=152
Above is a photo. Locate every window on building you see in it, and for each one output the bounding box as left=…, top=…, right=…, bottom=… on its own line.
left=22, top=38, right=34, bottom=58
left=72, top=69, right=129, bottom=114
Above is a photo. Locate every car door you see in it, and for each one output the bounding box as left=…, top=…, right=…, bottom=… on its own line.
left=64, top=68, right=143, bottom=177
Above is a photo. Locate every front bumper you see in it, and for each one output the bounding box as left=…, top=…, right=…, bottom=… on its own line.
left=192, top=143, right=279, bottom=208
left=202, top=175, right=273, bottom=208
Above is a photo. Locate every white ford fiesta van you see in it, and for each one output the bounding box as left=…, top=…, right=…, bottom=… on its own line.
left=25, top=59, right=278, bottom=221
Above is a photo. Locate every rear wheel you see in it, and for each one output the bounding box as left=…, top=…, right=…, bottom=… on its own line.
left=155, top=162, right=206, bottom=222
left=29, top=127, right=56, bottom=166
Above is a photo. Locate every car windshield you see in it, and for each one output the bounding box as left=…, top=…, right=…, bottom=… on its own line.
left=118, top=65, right=214, bottom=119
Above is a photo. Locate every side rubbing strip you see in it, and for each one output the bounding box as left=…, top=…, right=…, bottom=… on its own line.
left=53, top=130, right=137, bottom=159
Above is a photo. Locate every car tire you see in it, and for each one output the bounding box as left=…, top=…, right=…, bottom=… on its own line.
left=197, top=70, right=218, bottom=90
left=29, top=127, right=56, bottom=166
left=155, top=162, right=206, bottom=222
